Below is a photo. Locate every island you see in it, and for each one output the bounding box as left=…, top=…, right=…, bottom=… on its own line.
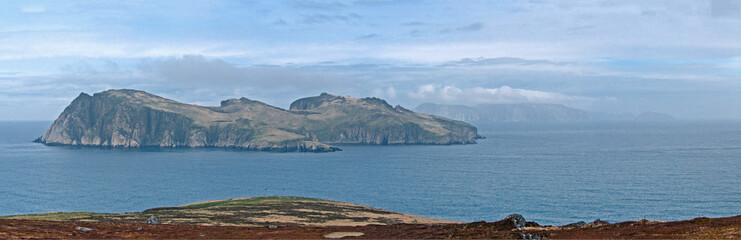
left=35, top=89, right=480, bottom=152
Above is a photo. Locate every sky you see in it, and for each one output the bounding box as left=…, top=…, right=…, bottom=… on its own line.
left=0, top=0, right=739, bottom=120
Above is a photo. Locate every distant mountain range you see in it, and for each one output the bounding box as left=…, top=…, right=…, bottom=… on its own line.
left=36, top=90, right=480, bottom=152
left=414, top=103, right=675, bottom=122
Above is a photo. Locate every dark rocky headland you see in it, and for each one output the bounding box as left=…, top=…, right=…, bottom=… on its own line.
left=36, top=89, right=480, bottom=152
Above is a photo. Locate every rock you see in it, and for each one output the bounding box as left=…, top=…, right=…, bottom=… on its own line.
left=136, top=227, right=143, bottom=231
left=525, top=221, right=541, bottom=227
left=504, top=214, right=527, bottom=230
left=75, top=226, right=95, bottom=232
left=146, top=215, right=161, bottom=224
left=521, top=233, right=542, bottom=240
left=562, top=221, right=587, bottom=228
left=587, top=219, right=609, bottom=227
left=268, top=225, right=277, bottom=229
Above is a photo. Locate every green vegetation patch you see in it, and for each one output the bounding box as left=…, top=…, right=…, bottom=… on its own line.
left=181, top=196, right=324, bottom=209
left=1, top=212, right=106, bottom=221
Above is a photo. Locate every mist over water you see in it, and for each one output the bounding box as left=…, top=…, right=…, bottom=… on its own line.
left=0, top=121, right=739, bottom=225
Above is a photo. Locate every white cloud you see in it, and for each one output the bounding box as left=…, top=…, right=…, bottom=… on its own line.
left=21, top=6, right=46, bottom=13
left=409, top=85, right=593, bottom=105
left=372, top=86, right=397, bottom=99
left=408, top=84, right=436, bottom=99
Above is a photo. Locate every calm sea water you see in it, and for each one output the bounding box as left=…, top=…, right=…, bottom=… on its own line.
left=0, top=121, right=739, bottom=225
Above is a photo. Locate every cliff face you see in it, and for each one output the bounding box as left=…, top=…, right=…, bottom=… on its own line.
left=289, top=95, right=479, bottom=145
left=38, top=89, right=479, bottom=152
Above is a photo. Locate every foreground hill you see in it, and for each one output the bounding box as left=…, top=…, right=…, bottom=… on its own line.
left=3, top=196, right=454, bottom=227
left=1, top=197, right=739, bottom=239
left=415, top=103, right=676, bottom=122
left=37, top=90, right=479, bottom=152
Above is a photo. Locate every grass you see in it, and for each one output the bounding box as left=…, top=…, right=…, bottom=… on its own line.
left=181, top=196, right=322, bottom=209
left=0, top=196, right=453, bottom=227
left=1, top=212, right=103, bottom=221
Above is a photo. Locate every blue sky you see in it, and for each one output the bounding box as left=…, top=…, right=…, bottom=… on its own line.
left=0, top=0, right=739, bottom=120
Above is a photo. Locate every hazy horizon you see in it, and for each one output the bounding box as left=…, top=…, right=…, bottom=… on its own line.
left=1, top=0, right=740, bottom=120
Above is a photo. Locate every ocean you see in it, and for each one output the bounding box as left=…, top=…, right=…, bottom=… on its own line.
left=0, top=121, right=739, bottom=225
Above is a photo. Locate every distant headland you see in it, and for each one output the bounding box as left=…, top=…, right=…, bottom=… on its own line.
left=35, top=89, right=480, bottom=152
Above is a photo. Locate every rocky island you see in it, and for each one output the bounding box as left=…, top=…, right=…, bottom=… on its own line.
left=36, top=89, right=480, bottom=152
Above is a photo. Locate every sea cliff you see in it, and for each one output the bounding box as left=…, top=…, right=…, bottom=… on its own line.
left=37, top=90, right=479, bottom=152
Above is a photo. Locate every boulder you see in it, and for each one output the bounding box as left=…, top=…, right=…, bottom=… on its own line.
left=587, top=219, right=609, bottom=227
left=525, top=221, right=541, bottom=227
left=562, top=221, right=587, bottom=228
left=504, top=214, right=527, bottom=230
left=146, top=215, right=161, bottom=224
left=75, top=226, right=95, bottom=232
left=521, top=233, right=542, bottom=240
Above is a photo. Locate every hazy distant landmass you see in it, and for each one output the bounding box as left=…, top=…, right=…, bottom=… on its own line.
left=36, top=90, right=479, bottom=152
left=414, top=103, right=675, bottom=122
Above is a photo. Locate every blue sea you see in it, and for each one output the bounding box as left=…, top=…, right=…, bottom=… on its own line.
left=0, top=121, right=739, bottom=225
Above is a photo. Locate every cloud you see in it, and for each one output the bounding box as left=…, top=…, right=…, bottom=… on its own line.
left=565, top=25, right=596, bottom=32
left=711, top=0, right=741, bottom=18
left=441, top=57, right=564, bottom=67
left=409, top=85, right=594, bottom=105
left=137, top=55, right=349, bottom=91
left=290, top=1, right=346, bottom=10
left=0, top=31, right=246, bottom=61
left=436, top=57, right=592, bottom=74
left=272, top=18, right=288, bottom=25
left=441, top=23, right=484, bottom=34
left=372, top=86, right=397, bottom=99
left=356, top=34, right=379, bottom=40
left=21, top=6, right=46, bottom=13
left=402, top=21, right=426, bottom=26
left=408, top=85, right=436, bottom=99
left=301, top=14, right=362, bottom=24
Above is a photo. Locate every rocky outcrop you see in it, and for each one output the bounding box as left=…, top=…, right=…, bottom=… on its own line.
left=37, top=90, right=479, bottom=152
left=289, top=93, right=345, bottom=110
left=146, top=216, right=161, bottom=225
left=504, top=214, right=527, bottom=230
